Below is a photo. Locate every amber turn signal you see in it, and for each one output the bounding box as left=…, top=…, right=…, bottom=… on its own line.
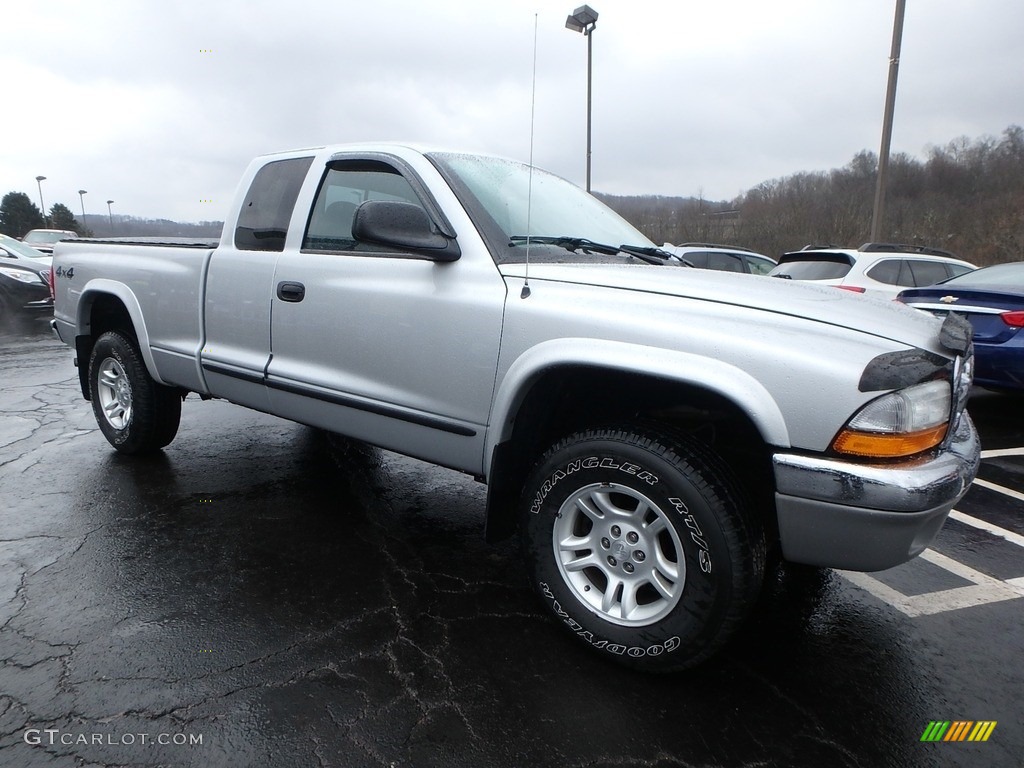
left=832, top=423, right=949, bottom=458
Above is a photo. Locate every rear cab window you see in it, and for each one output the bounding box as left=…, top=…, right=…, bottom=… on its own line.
left=234, top=156, right=314, bottom=252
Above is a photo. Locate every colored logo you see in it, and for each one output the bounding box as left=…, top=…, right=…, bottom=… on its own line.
left=939, top=295, right=960, bottom=304
left=920, top=721, right=996, bottom=742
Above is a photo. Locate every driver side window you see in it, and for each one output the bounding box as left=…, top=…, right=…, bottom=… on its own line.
left=303, top=161, right=424, bottom=253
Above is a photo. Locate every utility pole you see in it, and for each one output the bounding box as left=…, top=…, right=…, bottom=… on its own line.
left=35, top=176, right=47, bottom=226
left=870, top=0, right=907, bottom=242
left=565, top=5, right=599, bottom=193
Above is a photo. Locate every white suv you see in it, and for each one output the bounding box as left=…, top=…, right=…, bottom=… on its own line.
left=769, top=243, right=976, bottom=299
left=661, top=242, right=777, bottom=275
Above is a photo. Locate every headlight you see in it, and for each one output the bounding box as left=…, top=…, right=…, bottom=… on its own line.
left=0, top=267, right=45, bottom=285
left=832, top=380, right=951, bottom=458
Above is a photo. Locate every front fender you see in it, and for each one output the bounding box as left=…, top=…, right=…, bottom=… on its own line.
left=484, top=337, right=791, bottom=471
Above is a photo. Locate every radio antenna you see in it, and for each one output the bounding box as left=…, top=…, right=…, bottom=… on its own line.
left=521, top=12, right=539, bottom=300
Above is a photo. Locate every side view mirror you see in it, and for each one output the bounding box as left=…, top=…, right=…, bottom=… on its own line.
left=352, top=201, right=460, bottom=262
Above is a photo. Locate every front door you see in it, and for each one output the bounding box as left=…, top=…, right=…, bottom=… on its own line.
left=265, top=155, right=506, bottom=474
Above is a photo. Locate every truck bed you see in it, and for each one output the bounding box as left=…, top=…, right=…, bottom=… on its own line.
left=68, top=237, right=220, bottom=248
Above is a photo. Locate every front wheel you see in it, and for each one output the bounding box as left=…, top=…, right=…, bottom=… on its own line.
left=520, top=427, right=765, bottom=672
left=88, top=330, right=181, bottom=454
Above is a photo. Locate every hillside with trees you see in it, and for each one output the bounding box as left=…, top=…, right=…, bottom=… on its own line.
left=3, top=126, right=1021, bottom=263
left=601, top=125, right=1024, bottom=266
left=0, top=194, right=220, bottom=240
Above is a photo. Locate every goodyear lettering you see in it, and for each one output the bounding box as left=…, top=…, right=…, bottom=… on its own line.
left=531, top=457, right=660, bottom=514
left=539, top=582, right=681, bottom=658
left=553, top=599, right=568, bottom=618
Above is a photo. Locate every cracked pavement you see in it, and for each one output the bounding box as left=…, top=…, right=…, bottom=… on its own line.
left=0, top=320, right=1021, bottom=767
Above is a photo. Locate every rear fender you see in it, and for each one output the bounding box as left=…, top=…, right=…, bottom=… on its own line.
left=77, top=280, right=163, bottom=384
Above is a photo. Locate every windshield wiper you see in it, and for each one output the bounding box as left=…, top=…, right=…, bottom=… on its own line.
left=617, top=244, right=685, bottom=265
left=509, top=236, right=683, bottom=265
left=509, top=236, right=620, bottom=255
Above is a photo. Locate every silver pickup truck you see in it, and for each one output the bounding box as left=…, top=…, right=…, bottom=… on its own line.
left=52, top=143, right=980, bottom=671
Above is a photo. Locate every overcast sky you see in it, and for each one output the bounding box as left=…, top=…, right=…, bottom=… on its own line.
left=4, top=0, right=1023, bottom=223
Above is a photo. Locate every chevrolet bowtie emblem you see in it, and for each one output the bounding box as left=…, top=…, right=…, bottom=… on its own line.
left=940, top=295, right=959, bottom=303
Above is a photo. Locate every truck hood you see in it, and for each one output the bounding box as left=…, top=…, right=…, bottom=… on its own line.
left=499, top=262, right=947, bottom=353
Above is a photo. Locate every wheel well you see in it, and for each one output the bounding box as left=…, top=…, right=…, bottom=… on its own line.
left=75, top=294, right=137, bottom=400
left=485, top=366, right=778, bottom=546
left=87, top=294, right=135, bottom=341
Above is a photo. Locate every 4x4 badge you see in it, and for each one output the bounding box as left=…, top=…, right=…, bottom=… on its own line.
left=940, top=295, right=959, bottom=303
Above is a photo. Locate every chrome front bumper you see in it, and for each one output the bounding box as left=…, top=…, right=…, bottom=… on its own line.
left=772, top=414, right=980, bottom=572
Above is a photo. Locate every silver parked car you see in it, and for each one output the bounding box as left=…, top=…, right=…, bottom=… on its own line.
left=662, top=242, right=777, bottom=275
left=0, top=233, right=54, bottom=268
left=22, top=229, right=79, bottom=256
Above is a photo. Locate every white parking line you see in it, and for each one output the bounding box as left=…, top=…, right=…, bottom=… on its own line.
left=980, top=447, right=1024, bottom=459
left=971, top=477, right=1024, bottom=506
left=949, top=509, right=1024, bottom=549
left=837, top=447, right=1024, bottom=616
left=841, top=549, right=1024, bottom=618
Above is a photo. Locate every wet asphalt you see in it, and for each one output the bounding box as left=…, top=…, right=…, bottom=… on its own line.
left=0, top=317, right=1022, bottom=768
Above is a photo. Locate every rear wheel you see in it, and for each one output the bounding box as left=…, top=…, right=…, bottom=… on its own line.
left=89, top=330, right=181, bottom=453
left=520, top=427, right=764, bottom=672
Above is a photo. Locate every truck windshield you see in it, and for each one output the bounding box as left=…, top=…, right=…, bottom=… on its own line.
left=428, top=152, right=656, bottom=264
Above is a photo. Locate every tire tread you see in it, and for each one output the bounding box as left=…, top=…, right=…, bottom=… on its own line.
left=522, top=425, right=765, bottom=672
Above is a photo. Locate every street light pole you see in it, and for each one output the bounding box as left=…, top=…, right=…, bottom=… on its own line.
left=870, top=0, right=906, bottom=242
left=106, top=200, right=115, bottom=234
left=78, top=190, right=88, bottom=230
left=565, top=5, right=599, bottom=193
left=35, top=176, right=47, bottom=226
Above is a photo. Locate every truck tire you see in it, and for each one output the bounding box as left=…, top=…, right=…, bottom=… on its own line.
left=520, top=427, right=764, bottom=672
left=88, top=330, right=181, bottom=454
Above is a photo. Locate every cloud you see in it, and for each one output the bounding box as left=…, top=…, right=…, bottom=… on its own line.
left=3, top=0, right=1023, bottom=221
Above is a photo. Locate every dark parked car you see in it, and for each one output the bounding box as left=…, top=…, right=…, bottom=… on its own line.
left=898, top=261, right=1024, bottom=391
left=0, top=259, right=52, bottom=325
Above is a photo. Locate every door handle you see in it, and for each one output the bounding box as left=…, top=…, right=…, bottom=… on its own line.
left=276, top=281, right=305, bottom=302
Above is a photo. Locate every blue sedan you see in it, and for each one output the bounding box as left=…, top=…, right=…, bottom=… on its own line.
left=899, top=262, right=1024, bottom=391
